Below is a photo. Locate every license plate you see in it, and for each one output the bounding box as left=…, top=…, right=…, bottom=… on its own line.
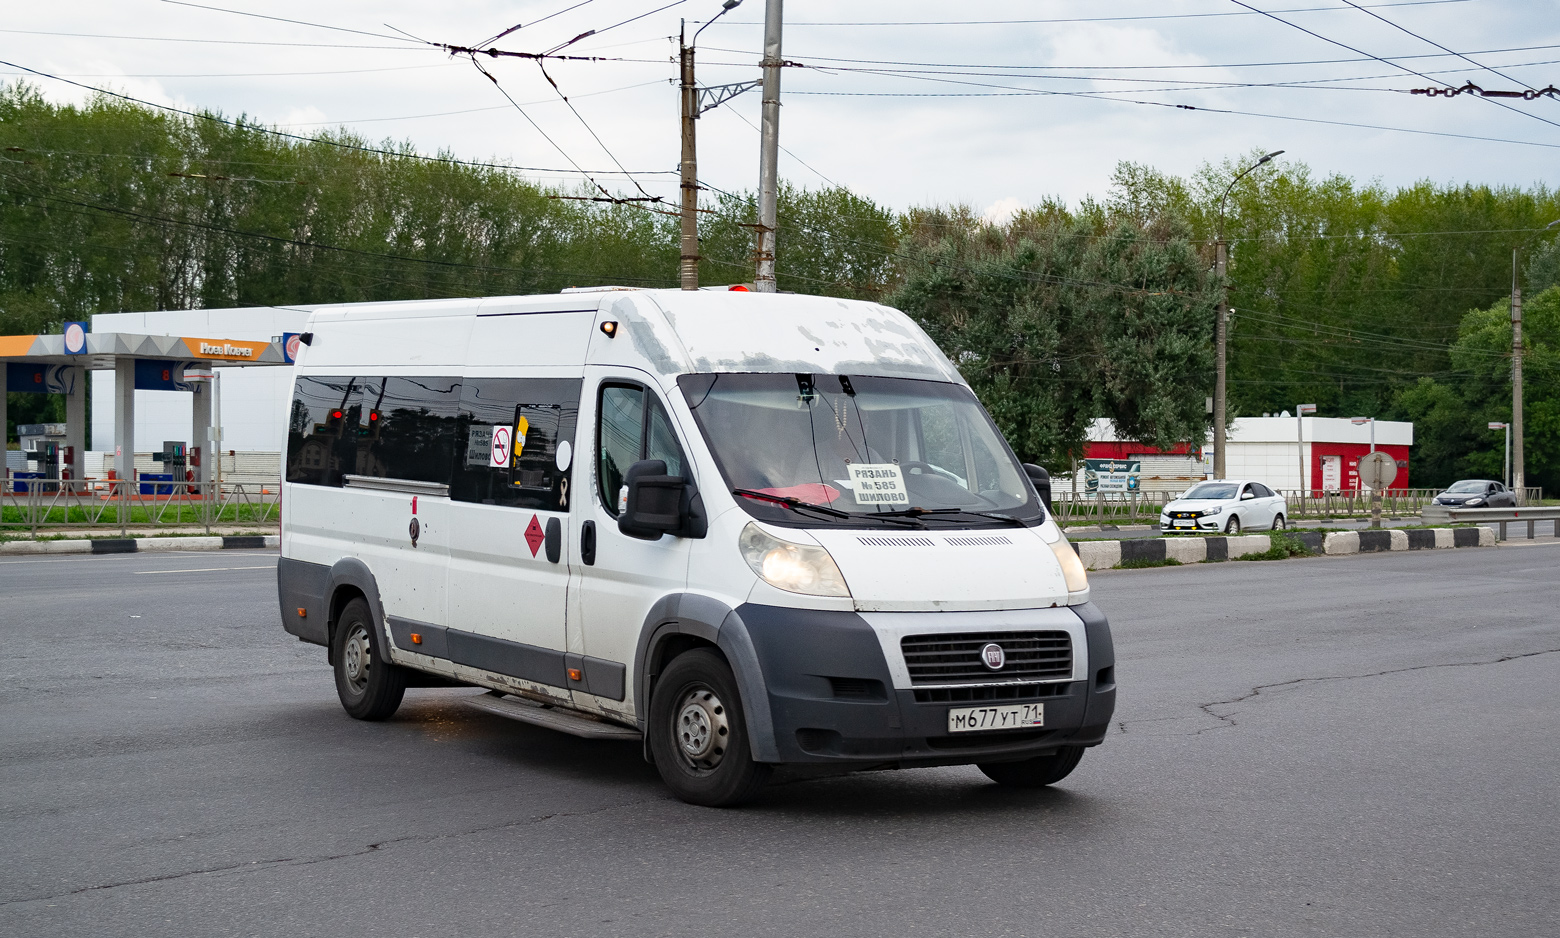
left=947, top=702, right=1045, bottom=733
left=1173, top=522, right=1194, bottom=528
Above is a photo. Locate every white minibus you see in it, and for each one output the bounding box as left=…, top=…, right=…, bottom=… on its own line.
left=277, top=288, right=1115, bottom=806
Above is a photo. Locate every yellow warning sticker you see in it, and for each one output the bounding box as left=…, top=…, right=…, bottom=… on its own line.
left=513, top=416, right=530, bottom=461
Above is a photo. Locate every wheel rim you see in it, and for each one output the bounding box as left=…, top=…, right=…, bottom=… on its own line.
left=1274, top=515, right=1285, bottom=530
left=1228, top=518, right=1240, bottom=533
left=673, top=684, right=729, bottom=772
left=342, top=624, right=373, bottom=694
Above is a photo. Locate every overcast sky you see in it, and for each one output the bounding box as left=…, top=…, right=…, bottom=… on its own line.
left=4, top=0, right=1557, bottom=222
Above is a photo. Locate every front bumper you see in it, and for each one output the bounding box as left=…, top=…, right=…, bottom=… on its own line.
left=734, top=602, right=1116, bottom=767
left=1161, top=515, right=1221, bottom=532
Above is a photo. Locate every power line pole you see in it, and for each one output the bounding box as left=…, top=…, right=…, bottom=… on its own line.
left=1511, top=248, right=1525, bottom=505
left=1212, top=150, right=1283, bottom=481
left=679, top=21, right=699, bottom=290
left=754, top=0, right=783, bottom=292
left=1214, top=240, right=1228, bottom=479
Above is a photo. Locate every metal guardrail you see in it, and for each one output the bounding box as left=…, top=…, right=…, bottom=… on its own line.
left=1, top=479, right=278, bottom=539
left=1422, top=504, right=1560, bottom=541
left=1051, top=486, right=1544, bottom=525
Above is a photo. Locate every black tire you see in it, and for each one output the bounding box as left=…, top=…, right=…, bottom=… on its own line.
left=1224, top=515, right=1242, bottom=534
left=332, top=597, right=407, bottom=721
left=1272, top=513, right=1286, bottom=531
left=978, top=746, right=1086, bottom=788
left=648, top=648, right=771, bottom=807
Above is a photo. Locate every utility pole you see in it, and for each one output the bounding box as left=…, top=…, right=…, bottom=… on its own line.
left=679, top=21, right=699, bottom=290
left=1511, top=248, right=1525, bottom=505
left=1214, top=240, right=1228, bottom=479
left=676, top=2, right=746, bottom=290
left=1212, top=149, right=1283, bottom=480
left=754, top=0, right=783, bottom=292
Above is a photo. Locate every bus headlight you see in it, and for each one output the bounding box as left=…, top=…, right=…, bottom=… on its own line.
left=739, top=523, right=851, bottom=597
left=1049, top=538, right=1090, bottom=597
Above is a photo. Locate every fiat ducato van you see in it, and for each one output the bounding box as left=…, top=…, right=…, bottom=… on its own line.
left=277, top=288, right=1115, bottom=806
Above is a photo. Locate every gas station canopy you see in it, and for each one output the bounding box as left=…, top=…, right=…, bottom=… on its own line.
left=3, top=325, right=295, bottom=486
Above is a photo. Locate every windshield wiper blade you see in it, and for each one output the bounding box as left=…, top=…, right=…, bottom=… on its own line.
left=732, top=489, right=925, bottom=527
left=870, top=507, right=1030, bottom=527
left=733, top=488, right=851, bottom=518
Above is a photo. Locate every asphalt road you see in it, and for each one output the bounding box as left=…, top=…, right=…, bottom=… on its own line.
left=2, top=544, right=1557, bottom=937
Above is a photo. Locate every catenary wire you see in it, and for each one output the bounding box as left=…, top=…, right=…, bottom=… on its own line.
left=699, top=0, right=1474, bottom=27
left=0, top=60, right=676, bottom=178
left=1227, top=0, right=1560, bottom=131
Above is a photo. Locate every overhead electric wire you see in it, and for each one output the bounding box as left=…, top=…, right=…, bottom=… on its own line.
left=1336, top=0, right=1541, bottom=92
left=0, top=63, right=458, bottom=79
left=0, top=28, right=427, bottom=50
left=0, top=60, right=676, bottom=178
left=777, top=62, right=1560, bottom=151
left=527, top=59, right=661, bottom=201
left=1227, top=0, right=1560, bottom=131
left=701, top=0, right=1473, bottom=27
left=461, top=55, right=652, bottom=203
left=701, top=42, right=1560, bottom=74
left=473, top=0, right=598, bottom=49
left=153, top=0, right=420, bottom=44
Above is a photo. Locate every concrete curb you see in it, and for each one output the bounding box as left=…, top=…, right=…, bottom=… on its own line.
left=1074, top=526, right=1494, bottom=571
left=0, top=535, right=278, bottom=556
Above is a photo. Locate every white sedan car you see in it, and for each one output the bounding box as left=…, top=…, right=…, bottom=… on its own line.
left=1159, top=480, right=1289, bottom=534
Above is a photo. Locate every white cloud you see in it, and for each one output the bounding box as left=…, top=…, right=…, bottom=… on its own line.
left=982, top=197, right=1025, bottom=226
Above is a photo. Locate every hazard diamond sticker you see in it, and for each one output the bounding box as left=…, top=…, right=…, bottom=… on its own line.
left=524, top=514, right=546, bottom=557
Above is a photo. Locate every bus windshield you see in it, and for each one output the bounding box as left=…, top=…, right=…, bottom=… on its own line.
left=678, top=373, right=1040, bottom=529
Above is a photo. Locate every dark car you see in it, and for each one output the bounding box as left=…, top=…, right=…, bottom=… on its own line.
left=1433, top=479, right=1515, bottom=508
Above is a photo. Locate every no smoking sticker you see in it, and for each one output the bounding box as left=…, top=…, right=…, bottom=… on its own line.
left=490, top=426, right=511, bottom=468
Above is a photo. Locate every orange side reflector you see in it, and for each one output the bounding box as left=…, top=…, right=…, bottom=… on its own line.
left=567, top=668, right=583, bottom=681
left=410, top=633, right=422, bottom=645
left=296, top=607, right=307, bottom=618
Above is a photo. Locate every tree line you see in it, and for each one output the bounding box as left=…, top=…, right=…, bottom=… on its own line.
left=3, top=82, right=1557, bottom=489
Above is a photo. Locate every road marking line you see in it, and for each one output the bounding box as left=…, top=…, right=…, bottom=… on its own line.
left=134, top=565, right=276, bottom=574
left=0, top=552, right=278, bottom=565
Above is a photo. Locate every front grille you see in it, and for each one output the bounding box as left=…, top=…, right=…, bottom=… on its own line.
left=913, top=682, right=1072, bottom=703
left=900, top=631, right=1072, bottom=685
left=1169, top=510, right=1199, bottom=519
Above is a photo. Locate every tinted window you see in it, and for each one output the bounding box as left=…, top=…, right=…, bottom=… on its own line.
left=286, top=376, right=366, bottom=487
left=451, top=377, right=581, bottom=512
left=598, top=383, right=684, bottom=516
left=355, top=376, right=461, bottom=485
left=1250, top=483, right=1274, bottom=498
left=286, top=375, right=461, bottom=487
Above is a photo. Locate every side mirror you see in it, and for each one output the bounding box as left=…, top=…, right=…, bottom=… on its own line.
left=618, top=459, right=707, bottom=540
left=1022, top=463, right=1053, bottom=512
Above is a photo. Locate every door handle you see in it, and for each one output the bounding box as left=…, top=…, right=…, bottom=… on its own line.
left=581, top=520, right=596, bottom=566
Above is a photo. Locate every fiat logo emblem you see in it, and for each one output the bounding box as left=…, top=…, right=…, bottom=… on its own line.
left=980, top=643, right=1005, bottom=671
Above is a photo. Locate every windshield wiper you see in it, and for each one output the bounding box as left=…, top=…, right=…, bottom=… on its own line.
left=733, top=489, right=925, bottom=528
left=870, top=507, right=1031, bottom=527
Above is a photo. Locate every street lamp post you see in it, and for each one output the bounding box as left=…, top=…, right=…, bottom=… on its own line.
left=1296, top=403, right=1317, bottom=512
left=1213, top=149, right=1284, bottom=480
left=1488, top=421, right=1511, bottom=490
left=1351, top=416, right=1379, bottom=527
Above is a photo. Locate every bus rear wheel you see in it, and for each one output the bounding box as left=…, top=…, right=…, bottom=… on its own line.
left=332, top=597, right=407, bottom=721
